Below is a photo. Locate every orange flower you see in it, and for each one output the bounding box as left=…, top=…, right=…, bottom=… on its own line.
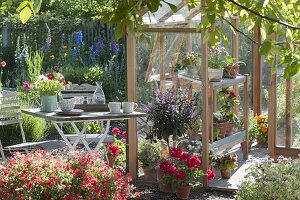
left=161, top=149, right=169, bottom=158
left=260, top=124, right=268, bottom=134
left=256, top=115, right=266, bottom=123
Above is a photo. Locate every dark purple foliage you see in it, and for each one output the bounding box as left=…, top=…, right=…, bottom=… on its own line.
left=146, top=89, right=197, bottom=143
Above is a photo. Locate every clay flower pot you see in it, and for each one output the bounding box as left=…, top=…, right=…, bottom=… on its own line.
left=175, top=185, right=192, bottom=199
left=159, top=182, right=175, bottom=193
left=143, top=167, right=157, bottom=182
left=257, top=139, right=268, bottom=147
left=220, top=169, right=231, bottom=179
left=214, top=122, right=235, bottom=138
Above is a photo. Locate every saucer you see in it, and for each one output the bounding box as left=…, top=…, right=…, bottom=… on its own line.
left=55, top=109, right=84, bottom=116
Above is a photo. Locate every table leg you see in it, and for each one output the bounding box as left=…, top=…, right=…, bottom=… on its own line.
left=52, top=122, right=73, bottom=148
left=70, top=122, right=92, bottom=153
left=93, top=120, right=110, bottom=152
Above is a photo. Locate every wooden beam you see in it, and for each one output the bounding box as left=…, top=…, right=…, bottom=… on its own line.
left=170, top=34, right=184, bottom=76
left=185, top=4, right=201, bottom=20
left=140, top=27, right=200, bottom=33
left=126, top=33, right=138, bottom=180
left=252, top=27, right=262, bottom=115
left=145, top=35, right=160, bottom=82
left=159, top=33, right=166, bottom=92
left=201, top=0, right=209, bottom=189
left=274, top=147, right=300, bottom=159
left=243, top=75, right=249, bottom=159
left=158, top=1, right=187, bottom=22
left=285, top=78, right=292, bottom=148
left=232, top=16, right=239, bottom=115
left=268, top=57, right=276, bottom=159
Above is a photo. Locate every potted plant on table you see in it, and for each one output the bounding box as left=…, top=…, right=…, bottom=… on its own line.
left=213, top=153, right=238, bottom=179
left=207, top=46, right=229, bottom=81
left=138, top=139, right=161, bottom=182
left=223, top=57, right=246, bottom=79
left=158, top=147, right=215, bottom=199
left=249, top=115, right=268, bottom=147
left=176, top=53, right=201, bottom=80
left=213, top=88, right=240, bottom=138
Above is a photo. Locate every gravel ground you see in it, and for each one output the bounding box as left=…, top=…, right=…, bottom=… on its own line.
left=132, top=182, right=235, bottom=200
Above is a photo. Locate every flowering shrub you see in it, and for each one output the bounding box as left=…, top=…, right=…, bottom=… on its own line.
left=0, top=150, right=137, bottom=199
left=213, top=88, right=240, bottom=125
left=138, top=140, right=161, bottom=169
left=146, top=89, right=197, bottom=150
left=158, top=147, right=215, bottom=187
left=235, top=156, right=300, bottom=200
left=22, top=67, right=67, bottom=96
left=213, top=153, right=238, bottom=171
left=249, top=115, right=268, bottom=143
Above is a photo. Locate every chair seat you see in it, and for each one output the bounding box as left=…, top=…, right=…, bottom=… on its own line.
left=65, top=134, right=114, bottom=144
left=5, top=140, right=68, bottom=151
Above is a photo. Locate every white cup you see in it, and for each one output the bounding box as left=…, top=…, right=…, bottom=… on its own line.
left=122, top=102, right=138, bottom=113
left=108, top=102, right=121, bottom=113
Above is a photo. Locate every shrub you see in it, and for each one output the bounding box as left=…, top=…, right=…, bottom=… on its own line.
left=138, top=140, right=161, bottom=169
left=0, top=150, right=137, bottom=200
left=235, top=156, right=300, bottom=200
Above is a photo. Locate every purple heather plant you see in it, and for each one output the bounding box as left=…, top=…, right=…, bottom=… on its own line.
left=146, top=88, right=197, bottom=149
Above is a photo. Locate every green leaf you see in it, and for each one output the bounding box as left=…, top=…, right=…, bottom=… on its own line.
left=34, top=0, right=42, bottom=13
left=0, top=0, right=2, bottom=8
left=260, top=40, right=272, bottom=55
left=19, top=6, right=32, bottom=24
left=16, top=1, right=29, bottom=12
left=283, top=61, right=300, bottom=78
left=7, top=0, right=12, bottom=8
left=260, top=27, right=266, bottom=40
left=165, top=2, right=177, bottom=12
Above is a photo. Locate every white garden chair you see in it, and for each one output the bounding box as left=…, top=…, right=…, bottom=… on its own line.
left=0, top=91, right=67, bottom=163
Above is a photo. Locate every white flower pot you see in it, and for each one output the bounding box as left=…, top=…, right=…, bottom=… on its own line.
left=208, top=68, right=223, bottom=82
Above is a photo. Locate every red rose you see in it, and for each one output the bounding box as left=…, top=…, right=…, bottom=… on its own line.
left=108, top=145, right=120, bottom=157
left=0, top=61, right=6, bottom=67
left=47, top=73, right=55, bottom=80
left=206, top=169, right=216, bottom=181
left=186, top=155, right=201, bottom=168
left=53, top=66, right=59, bottom=71
left=112, top=127, right=120, bottom=135
left=176, top=170, right=187, bottom=181
left=170, top=147, right=183, bottom=158
left=180, top=152, right=190, bottom=161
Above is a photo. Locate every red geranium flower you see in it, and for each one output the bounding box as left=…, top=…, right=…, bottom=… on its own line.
left=22, top=81, right=31, bottom=91
left=108, top=145, right=120, bottom=157
left=47, top=73, right=55, bottom=80
left=159, top=160, right=170, bottom=171
left=186, top=155, right=201, bottom=168
left=53, top=66, right=59, bottom=71
left=179, top=152, right=190, bottom=161
left=0, top=61, right=6, bottom=67
left=206, top=169, right=216, bottom=181
left=170, top=147, right=183, bottom=158
left=121, top=131, right=127, bottom=141
left=176, top=170, right=187, bottom=181
left=112, top=127, right=120, bottom=135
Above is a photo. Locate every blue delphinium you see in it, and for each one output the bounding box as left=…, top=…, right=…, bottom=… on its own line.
left=109, top=40, right=119, bottom=55
left=73, top=49, right=79, bottom=59
left=76, top=30, right=83, bottom=46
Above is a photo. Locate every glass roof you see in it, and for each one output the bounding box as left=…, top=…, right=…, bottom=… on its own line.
left=142, top=0, right=201, bottom=28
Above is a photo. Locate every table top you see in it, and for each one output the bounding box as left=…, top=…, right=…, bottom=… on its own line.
left=22, top=108, right=147, bottom=122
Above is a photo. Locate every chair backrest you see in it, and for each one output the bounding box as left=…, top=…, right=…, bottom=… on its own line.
left=0, top=91, right=26, bottom=143
left=61, top=83, right=96, bottom=100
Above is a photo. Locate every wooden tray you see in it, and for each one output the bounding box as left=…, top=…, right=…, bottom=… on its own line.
left=55, top=109, right=84, bottom=116
left=74, top=103, right=109, bottom=112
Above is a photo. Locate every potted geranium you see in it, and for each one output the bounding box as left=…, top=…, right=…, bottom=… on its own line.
left=176, top=52, right=201, bottom=80
left=107, top=144, right=121, bottom=167
left=145, top=88, right=198, bottom=151
left=22, top=67, right=68, bottom=112
left=158, top=147, right=215, bottom=199
left=213, top=88, right=240, bottom=138
left=213, top=153, right=238, bottom=178
left=249, top=115, right=268, bottom=147
left=138, top=139, right=161, bottom=182
left=207, top=46, right=228, bottom=81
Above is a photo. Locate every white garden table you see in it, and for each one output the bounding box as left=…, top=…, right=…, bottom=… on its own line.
left=21, top=108, right=146, bottom=154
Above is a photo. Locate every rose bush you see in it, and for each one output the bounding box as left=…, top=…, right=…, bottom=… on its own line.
left=0, top=150, right=137, bottom=200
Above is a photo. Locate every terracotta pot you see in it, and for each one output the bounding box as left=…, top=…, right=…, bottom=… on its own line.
left=220, top=169, right=231, bottom=179
left=108, top=157, right=115, bottom=167
left=143, top=167, right=157, bottom=182
left=159, top=182, right=175, bottom=193
left=223, top=64, right=239, bottom=79
left=214, top=122, right=235, bottom=138
left=257, top=139, right=268, bottom=147
left=176, top=185, right=192, bottom=199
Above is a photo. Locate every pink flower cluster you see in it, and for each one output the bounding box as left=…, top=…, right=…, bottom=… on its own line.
left=0, top=150, right=137, bottom=199
left=159, top=147, right=215, bottom=185
left=108, top=144, right=121, bottom=157
left=112, top=127, right=127, bottom=142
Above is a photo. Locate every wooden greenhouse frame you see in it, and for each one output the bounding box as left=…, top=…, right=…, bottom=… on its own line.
left=125, top=0, right=300, bottom=189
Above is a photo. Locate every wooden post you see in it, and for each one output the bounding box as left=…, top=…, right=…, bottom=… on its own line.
left=268, top=64, right=276, bottom=158
left=285, top=78, right=292, bottom=148
left=159, top=33, right=166, bottom=92
left=243, top=75, right=249, bottom=159
left=252, top=27, right=262, bottom=115
left=126, top=33, right=138, bottom=180
left=232, top=15, right=239, bottom=115
left=201, top=0, right=209, bottom=189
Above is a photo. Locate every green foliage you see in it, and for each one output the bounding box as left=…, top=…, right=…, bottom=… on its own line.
left=59, top=65, right=90, bottom=85
left=83, top=66, right=118, bottom=101
left=138, top=140, right=161, bottom=169
left=235, top=157, right=300, bottom=200
left=213, top=153, right=238, bottom=171
left=26, top=49, right=44, bottom=82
